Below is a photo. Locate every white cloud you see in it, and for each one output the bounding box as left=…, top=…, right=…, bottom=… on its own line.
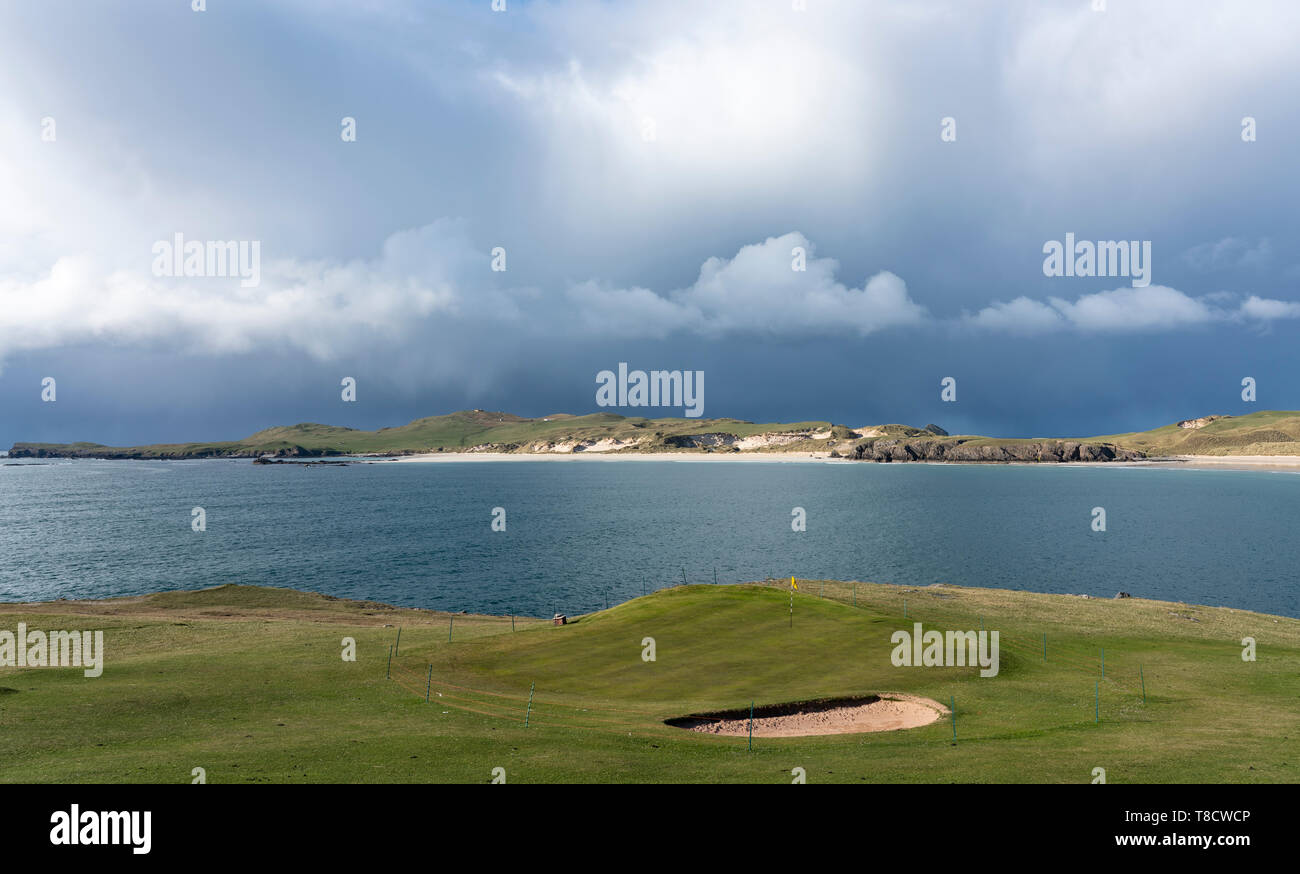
left=0, top=222, right=472, bottom=363
left=3, top=226, right=922, bottom=365
left=1239, top=295, right=1300, bottom=322
left=6, top=1, right=1298, bottom=365
left=965, top=285, right=1300, bottom=335
left=7, top=221, right=1300, bottom=367
left=565, top=232, right=927, bottom=338
left=680, top=234, right=927, bottom=336
left=1048, top=285, right=1218, bottom=332
left=1003, top=0, right=1300, bottom=150
left=1181, top=237, right=1273, bottom=272
left=565, top=280, right=700, bottom=339
left=963, top=297, right=1066, bottom=335
left=481, top=0, right=948, bottom=221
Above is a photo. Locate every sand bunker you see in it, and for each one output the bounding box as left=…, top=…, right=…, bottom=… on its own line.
left=666, top=694, right=947, bottom=738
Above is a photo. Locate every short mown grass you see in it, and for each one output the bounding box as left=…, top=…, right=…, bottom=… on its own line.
left=1, top=581, right=1296, bottom=783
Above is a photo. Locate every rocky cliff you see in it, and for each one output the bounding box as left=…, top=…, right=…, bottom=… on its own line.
left=846, top=439, right=1143, bottom=463
left=6, top=443, right=340, bottom=460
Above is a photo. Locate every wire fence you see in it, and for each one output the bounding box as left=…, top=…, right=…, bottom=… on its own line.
left=387, top=656, right=663, bottom=736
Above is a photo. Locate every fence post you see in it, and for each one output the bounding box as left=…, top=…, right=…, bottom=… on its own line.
left=525, top=682, right=535, bottom=727
left=449, top=615, right=454, bottom=643
left=395, top=627, right=401, bottom=657
left=748, top=701, right=754, bottom=752
left=386, top=645, right=392, bottom=679
left=425, top=664, right=432, bottom=702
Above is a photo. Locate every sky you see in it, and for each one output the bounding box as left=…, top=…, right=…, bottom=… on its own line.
left=1, top=0, right=1298, bottom=447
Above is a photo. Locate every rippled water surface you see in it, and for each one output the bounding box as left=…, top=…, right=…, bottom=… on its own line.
left=1, top=459, right=1295, bottom=617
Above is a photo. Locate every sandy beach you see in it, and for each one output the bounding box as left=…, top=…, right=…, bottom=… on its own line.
left=378, top=451, right=1300, bottom=470
left=384, top=451, right=838, bottom=463
left=1134, top=455, right=1300, bottom=472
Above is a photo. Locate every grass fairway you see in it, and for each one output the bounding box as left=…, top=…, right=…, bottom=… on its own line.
left=2, top=581, right=1297, bottom=783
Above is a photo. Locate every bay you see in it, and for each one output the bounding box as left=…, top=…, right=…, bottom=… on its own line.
left=1, top=459, right=1295, bottom=618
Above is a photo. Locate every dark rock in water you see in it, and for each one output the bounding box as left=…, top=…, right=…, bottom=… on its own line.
left=1115, top=591, right=1132, bottom=599
left=923, top=424, right=949, bottom=436
left=254, top=456, right=350, bottom=467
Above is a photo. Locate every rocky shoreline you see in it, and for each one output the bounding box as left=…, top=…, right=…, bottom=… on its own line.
left=7, top=437, right=1143, bottom=463
left=841, top=438, right=1142, bottom=463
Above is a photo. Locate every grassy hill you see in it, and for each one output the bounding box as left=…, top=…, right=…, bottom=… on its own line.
left=10, top=409, right=1300, bottom=460
left=1086, top=411, right=1300, bottom=456
left=7, top=410, right=838, bottom=459
left=2, top=581, right=1296, bottom=783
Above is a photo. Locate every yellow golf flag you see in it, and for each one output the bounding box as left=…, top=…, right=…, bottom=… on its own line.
left=790, top=576, right=798, bottom=590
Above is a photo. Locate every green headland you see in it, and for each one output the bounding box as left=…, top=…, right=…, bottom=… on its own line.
left=10, top=409, right=1300, bottom=461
